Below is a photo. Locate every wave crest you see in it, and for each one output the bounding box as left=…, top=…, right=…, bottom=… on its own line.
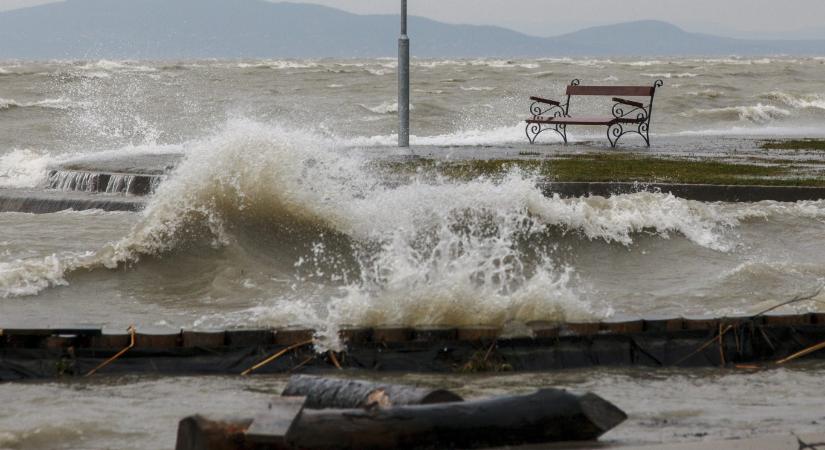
left=681, top=104, right=791, bottom=123
left=8, top=120, right=824, bottom=342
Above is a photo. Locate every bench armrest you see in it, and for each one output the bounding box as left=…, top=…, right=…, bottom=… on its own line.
left=612, top=97, right=645, bottom=108
left=529, top=96, right=561, bottom=107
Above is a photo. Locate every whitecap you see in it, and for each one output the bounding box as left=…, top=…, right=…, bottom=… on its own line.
left=680, top=104, right=791, bottom=123
left=642, top=72, right=698, bottom=79
left=763, top=91, right=825, bottom=111
left=0, top=149, right=56, bottom=189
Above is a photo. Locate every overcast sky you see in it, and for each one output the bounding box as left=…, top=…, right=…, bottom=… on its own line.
left=2, top=0, right=824, bottom=38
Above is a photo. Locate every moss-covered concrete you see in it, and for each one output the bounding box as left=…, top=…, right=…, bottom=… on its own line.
left=760, top=139, right=825, bottom=151
left=376, top=153, right=825, bottom=187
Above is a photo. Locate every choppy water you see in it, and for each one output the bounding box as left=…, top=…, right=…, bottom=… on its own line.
left=2, top=364, right=825, bottom=450
left=2, top=57, right=825, bottom=448
left=2, top=58, right=825, bottom=338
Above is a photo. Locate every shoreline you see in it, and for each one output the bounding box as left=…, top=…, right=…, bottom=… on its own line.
left=4, top=137, right=825, bottom=214
left=3, top=310, right=825, bottom=380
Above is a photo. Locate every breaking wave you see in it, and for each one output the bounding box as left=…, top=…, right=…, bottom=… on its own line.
left=0, top=149, right=58, bottom=188
left=642, top=72, right=698, bottom=79
left=0, top=97, right=74, bottom=111
left=237, top=60, right=319, bottom=70
left=77, top=59, right=157, bottom=73
left=6, top=120, right=825, bottom=346
left=762, top=91, right=825, bottom=111
left=680, top=104, right=791, bottom=124
left=459, top=86, right=496, bottom=92
left=358, top=101, right=414, bottom=115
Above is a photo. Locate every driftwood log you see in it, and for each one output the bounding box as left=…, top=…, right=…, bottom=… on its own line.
left=175, top=415, right=253, bottom=450
left=177, top=386, right=626, bottom=449
left=281, top=374, right=462, bottom=409
left=285, top=388, right=626, bottom=449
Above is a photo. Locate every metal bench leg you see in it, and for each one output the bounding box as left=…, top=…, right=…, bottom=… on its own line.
left=526, top=123, right=539, bottom=144
left=640, top=122, right=651, bottom=147
left=607, top=123, right=622, bottom=148
left=559, top=124, right=568, bottom=144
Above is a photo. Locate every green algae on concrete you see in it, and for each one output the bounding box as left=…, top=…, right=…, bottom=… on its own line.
left=760, top=139, right=825, bottom=151
left=377, top=153, right=825, bottom=187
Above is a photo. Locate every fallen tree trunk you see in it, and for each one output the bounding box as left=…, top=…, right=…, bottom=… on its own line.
left=282, top=374, right=462, bottom=409
left=175, top=415, right=252, bottom=450
left=286, top=388, right=626, bottom=449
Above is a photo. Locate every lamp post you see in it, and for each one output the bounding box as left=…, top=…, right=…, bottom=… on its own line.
left=398, top=0, right=410, bottom=147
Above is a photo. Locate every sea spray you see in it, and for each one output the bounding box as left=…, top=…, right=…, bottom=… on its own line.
left=0, top=149, right=57, bottom=188
left=6, top=120, right=825, bottom=348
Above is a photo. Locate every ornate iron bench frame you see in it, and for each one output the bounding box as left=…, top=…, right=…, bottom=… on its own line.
left=525, top=79, right=664, bottom=147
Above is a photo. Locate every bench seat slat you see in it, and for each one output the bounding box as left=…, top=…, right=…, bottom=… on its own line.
left=526, top=116, right=643, bottom=126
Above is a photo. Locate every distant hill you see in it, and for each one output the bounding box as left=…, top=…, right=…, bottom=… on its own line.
left=553, top=21, right=825, bottom=56
left=0, top=0, right=823, bottom=59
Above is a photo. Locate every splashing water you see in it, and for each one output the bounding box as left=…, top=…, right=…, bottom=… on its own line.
left=8, top=119, right=824, bottom=349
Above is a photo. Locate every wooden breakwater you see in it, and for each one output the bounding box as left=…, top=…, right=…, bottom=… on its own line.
left=3, top=312, right=825, bottom=380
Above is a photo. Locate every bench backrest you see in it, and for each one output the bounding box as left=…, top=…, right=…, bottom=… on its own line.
left=566, top=85, right=655, bottom=97
left=560, top=79, right=663, bottom=124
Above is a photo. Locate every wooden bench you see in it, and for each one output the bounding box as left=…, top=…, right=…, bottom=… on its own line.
left=526, top=79, right=664, bottom=147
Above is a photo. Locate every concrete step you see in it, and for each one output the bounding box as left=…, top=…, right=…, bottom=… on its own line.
left=0, top=188, right=145, bottom=213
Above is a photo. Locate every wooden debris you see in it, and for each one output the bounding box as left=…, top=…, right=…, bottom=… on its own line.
left=777, top=338, right=825, bottom=365
left=175, top=415, right=252, bottom=450
left=282, top=375, right=462, bottom=409
left=285, top=388, right=626, bottom=449
left=176, top=388, right=626, bottom=449
left=245, top=396, right=306, bottom=448
left=240, top=340, right=313, bottom=376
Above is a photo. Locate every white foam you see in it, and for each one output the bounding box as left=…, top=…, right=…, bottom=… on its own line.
left=642, top=72, right=698, bottom=79
left=0, top=97, right=75, bottom=110
left=688, top=58, right=774, bottom=65
left=459, top=86, right=496, bottom=92
left=672, top=126, right=825, bottom=137
left=7, top=120, right=825, bottom=344
left=31, top=98, right=75, bottom=110
left=343, top=123, right=531, bottom=147
left=0, top=149, right=56, bottom=188
left=685, top=89, right=725, bottom=98
left=358, top=101, right=414, bottom=115
left=764, top=91, right=825, bottom=111
left=625, top=60, right=667, bottom=67
left=414, top=60, right=466, bottom=68
left=0, top=252, right=94, bottom=298
left=537, top=58, right=611, bottom=67
left=365, top=68, right=392, bottom=76
left=81, top=71, right=112, bottom=79
left=78, top=60, right=156, bottom=73
left=237, top=60, right=318, bottom=70
left=469, top=59, right=540, bottom=69
left=0, top=98, right=19, bottom=110
left=680, top=104, right=791, bottom=124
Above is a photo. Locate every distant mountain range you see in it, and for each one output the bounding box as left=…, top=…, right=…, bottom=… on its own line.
left=1, top=0, right=823, bottom=59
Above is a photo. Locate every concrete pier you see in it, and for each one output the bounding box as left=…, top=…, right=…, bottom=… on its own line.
left=4, top=139, right=825, bottom=214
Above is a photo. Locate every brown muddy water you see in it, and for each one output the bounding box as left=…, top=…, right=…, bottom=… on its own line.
left=2, top=363, right=825, bottom=450
left=2, top=57, right=825, bottom=449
